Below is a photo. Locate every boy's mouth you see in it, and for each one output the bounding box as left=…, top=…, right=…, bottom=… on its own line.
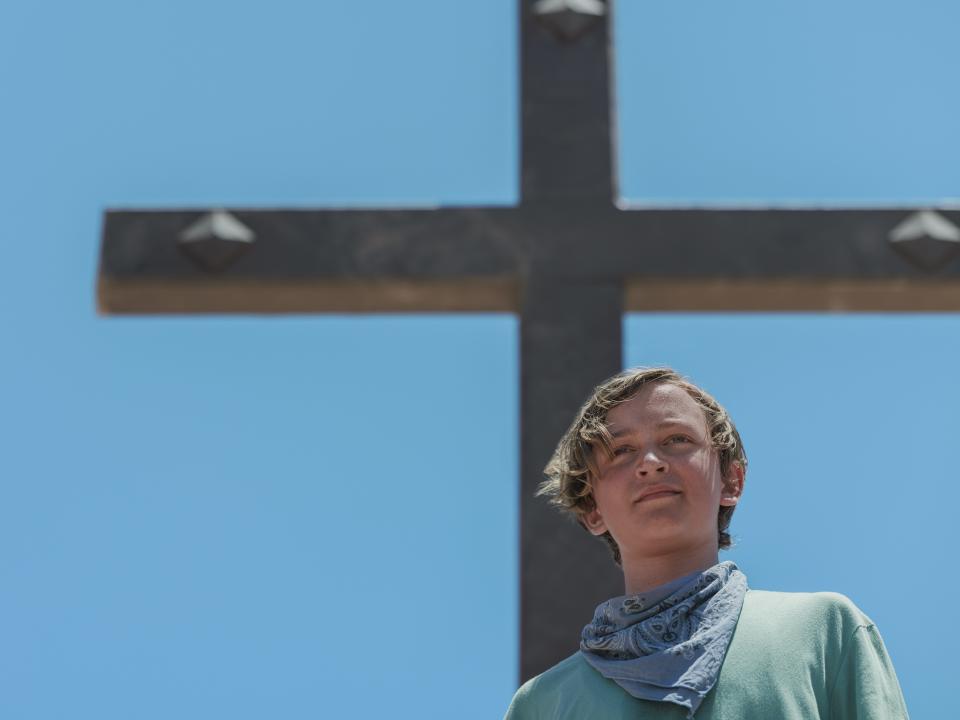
left=636, top=485, right=682, bottom=503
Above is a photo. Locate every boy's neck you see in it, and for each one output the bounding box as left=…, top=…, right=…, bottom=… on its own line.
left=620, top=543, right=721, bottom=596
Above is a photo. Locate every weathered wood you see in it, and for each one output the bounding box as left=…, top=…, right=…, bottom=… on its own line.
left=99, top=208, right=519, bottom=279
left=520, top=277, right=624, bottom=681
left=626, top=279, right=960, bottom=312
left=100, top=206, right=960, bottom=314
left=520, top=0, right=614, bottom=200
left=98, top=278, right=521, bottom=314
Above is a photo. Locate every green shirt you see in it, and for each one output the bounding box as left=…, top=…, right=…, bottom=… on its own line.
left=505, top=590, right=909, bottom=719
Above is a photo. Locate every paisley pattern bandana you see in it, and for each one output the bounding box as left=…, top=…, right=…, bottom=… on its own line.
left=580, top=561, right=747, bottom=718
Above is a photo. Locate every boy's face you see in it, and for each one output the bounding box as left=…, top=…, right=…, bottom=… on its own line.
left=582, top=382, right=743, bottom=561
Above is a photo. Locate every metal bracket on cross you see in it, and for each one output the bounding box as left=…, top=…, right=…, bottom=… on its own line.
left=531, top=0, right=606, bottom=42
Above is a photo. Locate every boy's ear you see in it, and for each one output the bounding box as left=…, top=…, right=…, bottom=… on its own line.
left=582, top=507, right=608, bottom=536
left=719, top=460, right=745, bottom=508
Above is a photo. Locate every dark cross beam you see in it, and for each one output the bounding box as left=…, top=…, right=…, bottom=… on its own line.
left=97, top=0, right=960, bottom=683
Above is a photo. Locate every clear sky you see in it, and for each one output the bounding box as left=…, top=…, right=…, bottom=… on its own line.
left=2, top=1, right=958, bottom=718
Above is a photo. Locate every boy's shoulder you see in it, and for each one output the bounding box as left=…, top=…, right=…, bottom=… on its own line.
left=506, top=653, right=624, bottom=718
left=742, top=588, right=874, bottom=628
left=728, top=588, right=879, bottom=671
left=514, top=652, right=591, bottom=701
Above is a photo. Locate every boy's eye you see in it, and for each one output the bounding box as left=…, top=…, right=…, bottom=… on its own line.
left=667, top=435, right=691, bottom=444
left=611, top=445, right=633, bottom=456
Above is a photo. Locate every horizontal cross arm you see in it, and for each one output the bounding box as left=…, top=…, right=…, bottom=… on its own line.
left=99, top=205, right=960, bottom=314
left=514, top=206, right=960, bottom=310
left=538, top=207, right=960, bottom=278
left=98, top=208, right=522, bottom=314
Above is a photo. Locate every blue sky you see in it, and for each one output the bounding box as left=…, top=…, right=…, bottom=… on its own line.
left=2, top=1, right=958, bottom=717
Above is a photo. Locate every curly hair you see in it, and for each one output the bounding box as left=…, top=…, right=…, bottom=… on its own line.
left=537, top=367, right=748, bottom=565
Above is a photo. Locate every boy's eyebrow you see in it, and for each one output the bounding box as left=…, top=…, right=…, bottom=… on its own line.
left=609, top=420, right=698, bottom=438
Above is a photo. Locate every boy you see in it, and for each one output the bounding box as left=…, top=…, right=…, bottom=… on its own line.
left=504, top=367, right=908, bottom=719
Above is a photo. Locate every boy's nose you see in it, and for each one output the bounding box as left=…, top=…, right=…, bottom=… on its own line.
left=637, top=451, right=668, bottom=475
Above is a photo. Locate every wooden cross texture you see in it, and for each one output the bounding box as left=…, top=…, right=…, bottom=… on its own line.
left=97, top=0, right=960, bottom=683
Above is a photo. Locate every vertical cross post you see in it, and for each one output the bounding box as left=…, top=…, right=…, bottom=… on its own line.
left=520, top=277, right=623, bottom=680
left=517, top=0, right=625, bottom=679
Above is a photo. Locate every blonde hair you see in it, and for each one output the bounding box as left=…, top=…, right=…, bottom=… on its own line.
left=537, top=367, right=748, bottom=565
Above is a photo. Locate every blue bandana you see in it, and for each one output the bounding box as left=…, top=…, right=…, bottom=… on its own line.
left=580, top=561, right=747, bottom=718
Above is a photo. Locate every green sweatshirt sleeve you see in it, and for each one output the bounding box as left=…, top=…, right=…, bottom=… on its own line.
left=828, top=623, right=909, bottom=720
left=503, top=681, right=535, bottom=720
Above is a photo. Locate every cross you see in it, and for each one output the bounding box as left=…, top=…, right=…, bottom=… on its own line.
left=96, top=0, right=960, bottom=683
